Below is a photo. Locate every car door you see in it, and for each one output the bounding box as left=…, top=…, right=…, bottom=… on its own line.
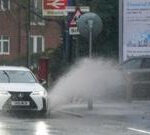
left=140, top=58, right=150, bottom=83
left=121, top=58, right=143, bottom=99
left=121, top=58, right=143, bottom=83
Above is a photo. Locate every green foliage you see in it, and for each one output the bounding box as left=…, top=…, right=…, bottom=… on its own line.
left=32, top=48, right=70, bottom=81
left=45, top=48, right=69, bottom=81
left=19, top=0, right=28, bottom=5
left=77, top=0, right=119, bottom=58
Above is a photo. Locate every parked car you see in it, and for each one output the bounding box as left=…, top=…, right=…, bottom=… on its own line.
left=0, top=66, right=48, bottom=113
left=120, top=56, right=150, bottom=100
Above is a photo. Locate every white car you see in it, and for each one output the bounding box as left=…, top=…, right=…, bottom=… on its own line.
left=0, top=66, right=48, bottom=113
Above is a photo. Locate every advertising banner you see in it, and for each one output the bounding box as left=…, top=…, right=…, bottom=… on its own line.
left=123, top=0, right=150, bottom=61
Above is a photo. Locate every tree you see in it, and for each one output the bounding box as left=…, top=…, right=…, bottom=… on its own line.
left=76, top=0, right=119, bottom=58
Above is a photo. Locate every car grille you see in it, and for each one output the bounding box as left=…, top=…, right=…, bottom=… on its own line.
left=3, top=92, right=37, bottom=110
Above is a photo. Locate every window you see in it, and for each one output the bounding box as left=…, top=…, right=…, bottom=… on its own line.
left=122, top=58, right=142, bottom=69
left=0, top=70, right=36, bottom=83
left=0, top=0, right=10, bottom=11
left=30, top=35, right=44, bottom=53
left=0, top=36, right=10, bottom=55
left=142, top=58, right=150, bottom=69
left=30, top=0, right=44, bottom=25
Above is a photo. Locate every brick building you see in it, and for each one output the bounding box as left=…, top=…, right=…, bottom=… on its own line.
left=0, top=0, right=62, bottom=63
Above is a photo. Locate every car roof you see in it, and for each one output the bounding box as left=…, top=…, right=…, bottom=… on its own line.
left=123, top=56, right=150, bottom=63
left=131, top=56, right=150, bottom=59
left=0, top=66, right=30, bottom=71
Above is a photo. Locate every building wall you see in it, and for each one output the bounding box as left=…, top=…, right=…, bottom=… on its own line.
left=0, top=0, right=62, bottom=62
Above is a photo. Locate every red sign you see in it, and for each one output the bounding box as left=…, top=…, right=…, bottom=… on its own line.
left=69, top=8, right=82, bottom=35
left=44, top=0, right=67, bottom=10
left=69, top=8, right=82, bottom=27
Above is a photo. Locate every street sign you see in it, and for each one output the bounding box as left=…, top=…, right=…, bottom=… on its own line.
left=43, top=0, right=67, bottom=16
left=77, top=12, right=103, bottom=39
left=69, top=8, right=82, bottom=27
left=67, top=6, right=90, bottom=12
left=69, top=8, right=82, bottom=35
left=69, top=27, right=80, bottom=35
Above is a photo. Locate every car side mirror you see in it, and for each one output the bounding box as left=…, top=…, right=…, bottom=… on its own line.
left=39, top=79, right=46, bottom=85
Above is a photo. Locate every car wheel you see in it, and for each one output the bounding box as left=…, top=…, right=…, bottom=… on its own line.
left=38, top=98, right=48, bottom=117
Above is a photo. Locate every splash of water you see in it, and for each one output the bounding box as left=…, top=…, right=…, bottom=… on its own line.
left=48, top=58, right=125, bottom=110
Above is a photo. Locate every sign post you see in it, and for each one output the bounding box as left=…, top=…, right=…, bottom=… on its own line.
left=119, top=0, right=123, bottom=64
left=77, top=12, right=103, bottom=110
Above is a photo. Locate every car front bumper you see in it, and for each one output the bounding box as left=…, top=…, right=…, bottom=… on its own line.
left=0, top=92, right=47, bottom=111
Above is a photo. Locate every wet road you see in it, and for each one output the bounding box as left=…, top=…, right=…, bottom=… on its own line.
left=0, top=102, right=150, bottom=135
left=0, top=112, right=60, bottom=135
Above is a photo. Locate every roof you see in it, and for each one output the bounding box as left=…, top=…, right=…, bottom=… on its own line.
left=0, top=66, right=30, bottom=71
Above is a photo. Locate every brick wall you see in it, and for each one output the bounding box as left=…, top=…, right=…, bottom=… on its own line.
left=0, top=1, right=62, bottom=62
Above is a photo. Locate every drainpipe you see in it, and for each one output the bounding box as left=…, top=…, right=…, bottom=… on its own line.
left=26, top=0, right=31, bottom=68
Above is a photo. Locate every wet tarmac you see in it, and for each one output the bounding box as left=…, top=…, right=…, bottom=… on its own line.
left=0, top=112, right=51, bottom=135
left=0, top=102, right=150, bottom=135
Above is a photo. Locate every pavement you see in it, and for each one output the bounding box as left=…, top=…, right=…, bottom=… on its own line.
left=57, top=100, right=150, bottom=117
left=50, top=100, right=150, bottom=135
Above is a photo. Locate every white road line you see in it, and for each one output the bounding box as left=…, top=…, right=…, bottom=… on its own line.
left=58, top=110, right=83, bottom=118
left=128, top=127, right=150, bottom=134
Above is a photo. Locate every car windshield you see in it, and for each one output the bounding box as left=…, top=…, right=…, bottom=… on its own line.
left=122, top=59, right=142, bottom=69
left=0, top=70, right=36, bottom=83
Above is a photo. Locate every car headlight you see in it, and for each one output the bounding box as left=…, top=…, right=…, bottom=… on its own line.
left=32, top=90, right=46, bottom=97
left=0, top=91, right=9, bottom=95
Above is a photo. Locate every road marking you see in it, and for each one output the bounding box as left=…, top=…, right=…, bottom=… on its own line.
left=128, top=127, right=150, bottom=134
left=58, top=110, right=83, bottom=118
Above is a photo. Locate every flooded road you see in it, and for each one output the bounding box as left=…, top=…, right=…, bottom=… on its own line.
left=0, top=102, right=150, bottom=135
left=0, top=114, right=51, bottom=135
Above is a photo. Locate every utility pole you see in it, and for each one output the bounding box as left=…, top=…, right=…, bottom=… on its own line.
left=88, top=20, right=93, bottom=58
left=119, top=0, right=123, bottom=64
left=88, top=20, right=94, bottom=110
left=26, top=0, right=31, bottom=68
left=64, top=0, right=74, bottom=63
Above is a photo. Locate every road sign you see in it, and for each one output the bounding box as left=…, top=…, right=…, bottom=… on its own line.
left=43, top=0, right=67, bottom=16
left=67, top=6, right=90, bottom=12
left=69, top=27, right=80, bottom=35
left=69, top=8, right=82, bottom=35
left=69, top=8, right=82, bottom=27
left=77, top=12, right=103, bottom=39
